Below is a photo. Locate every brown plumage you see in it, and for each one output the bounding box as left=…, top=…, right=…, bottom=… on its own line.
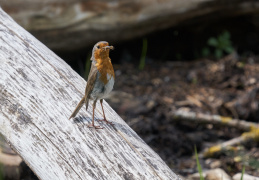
left=69, top=41, right=115, bottom=129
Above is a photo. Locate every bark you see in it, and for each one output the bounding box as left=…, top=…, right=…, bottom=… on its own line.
left=0, top=8, right=179, bottom=180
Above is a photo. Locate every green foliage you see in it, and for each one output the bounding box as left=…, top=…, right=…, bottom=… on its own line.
left=202, top=31, right=234, bottom=59
left=0, top=163, right=3, bottom=180
left=139, top=38, right=148, bottom=70
left=241, top=166, right=245, bottom=180
left=247, top=157, right=259, bottom=169
left=194, top=145, right=204, bottom=180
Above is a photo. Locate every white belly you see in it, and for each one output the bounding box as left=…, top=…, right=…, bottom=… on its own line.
left=102, top=74, right=114, bottom=98
left=90, top=73, right=114, bottom=100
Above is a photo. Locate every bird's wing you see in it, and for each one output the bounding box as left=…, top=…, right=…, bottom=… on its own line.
left=85, top=63, right=98, bottom=98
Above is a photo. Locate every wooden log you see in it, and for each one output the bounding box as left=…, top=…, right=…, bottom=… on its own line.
left=0, top=8, right=179, bottom=180
left=2, top=0, right=259, bottom=51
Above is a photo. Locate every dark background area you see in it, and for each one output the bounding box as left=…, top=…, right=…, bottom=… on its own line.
left=62, top=15, right=259, bottom=74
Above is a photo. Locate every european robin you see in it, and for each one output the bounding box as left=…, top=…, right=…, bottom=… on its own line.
left=69, top=41, right=115, bottom=129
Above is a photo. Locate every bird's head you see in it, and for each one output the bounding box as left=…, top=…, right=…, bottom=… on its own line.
left=91, top=41, right=114, bottom=61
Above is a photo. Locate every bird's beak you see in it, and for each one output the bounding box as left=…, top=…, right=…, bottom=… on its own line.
left=102, top=46, right=114, bottom=50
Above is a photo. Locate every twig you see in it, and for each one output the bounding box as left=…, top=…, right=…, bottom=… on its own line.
left=170, top=109, right=259, bottom=157
left=170, top=109, right=258, bottom=131
left=203, top=126, right=259, bottom=157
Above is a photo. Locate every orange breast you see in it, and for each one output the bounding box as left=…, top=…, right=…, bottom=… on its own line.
left=95, top=57, right=115, bottom=84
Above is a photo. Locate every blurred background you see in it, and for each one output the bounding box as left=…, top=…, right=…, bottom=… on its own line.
left=1, top=0, right=259, bottom=179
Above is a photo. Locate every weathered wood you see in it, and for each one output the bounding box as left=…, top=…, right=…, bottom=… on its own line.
left=0, top=8, right=180, bottom=180
left=2, top=0, right=259, bottom=51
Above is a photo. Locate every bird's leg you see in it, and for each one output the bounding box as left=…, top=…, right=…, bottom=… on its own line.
left=98, top=99, right=114, bottom=125
left=87, top=100, right=103, bottom=129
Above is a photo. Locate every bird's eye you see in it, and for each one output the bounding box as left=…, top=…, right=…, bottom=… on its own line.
left=96, top=45, right=100, bottom=49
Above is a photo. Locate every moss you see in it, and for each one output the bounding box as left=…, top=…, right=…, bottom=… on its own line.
left=220, top=116, right=232, bottom=123
left=242, top=126, right=259, bottom=141
left=204, top=145, right=221, bottom=157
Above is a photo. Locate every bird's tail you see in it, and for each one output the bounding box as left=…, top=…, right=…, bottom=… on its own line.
left=69, top=96, right=88, bottom=119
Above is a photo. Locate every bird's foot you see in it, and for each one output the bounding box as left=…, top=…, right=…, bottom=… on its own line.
left=98, top=119, right=114, bottom=125
left=87, top=124, right=103, bottom=129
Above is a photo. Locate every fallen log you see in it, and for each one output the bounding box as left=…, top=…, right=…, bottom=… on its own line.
left=0, top=8, right=179, bottom=180
left=2, top=0, right=259, bottom=51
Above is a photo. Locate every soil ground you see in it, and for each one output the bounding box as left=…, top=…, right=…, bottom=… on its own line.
left=106, top=53, right=259, bottom=177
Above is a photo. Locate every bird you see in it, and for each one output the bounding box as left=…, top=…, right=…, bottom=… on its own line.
left=69, top=41, right=115, bottom=129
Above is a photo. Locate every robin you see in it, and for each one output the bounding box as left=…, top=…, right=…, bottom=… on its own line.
left=69, top=41, right=115, bottom=129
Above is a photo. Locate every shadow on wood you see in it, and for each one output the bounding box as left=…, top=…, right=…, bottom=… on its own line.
left=0, top=8, right=180, bottom=180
